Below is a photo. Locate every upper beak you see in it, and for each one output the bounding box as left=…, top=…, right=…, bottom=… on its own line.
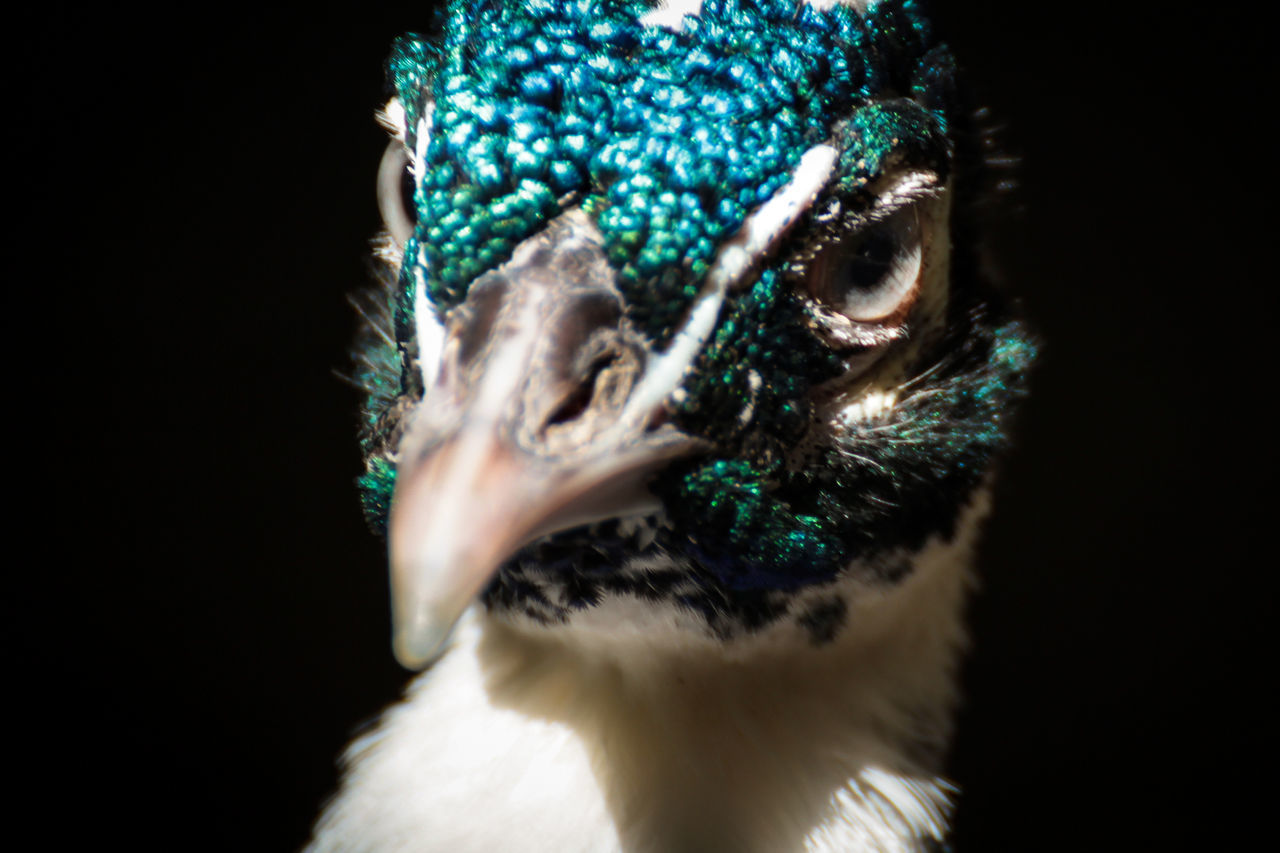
left=387, top=211, right=701, bottom=669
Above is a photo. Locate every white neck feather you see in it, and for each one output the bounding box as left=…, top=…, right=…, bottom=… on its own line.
left=311, top=492, right=989, bottom=853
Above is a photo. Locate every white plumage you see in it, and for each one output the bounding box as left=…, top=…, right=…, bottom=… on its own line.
left=312, top=494, right=988, bottom=852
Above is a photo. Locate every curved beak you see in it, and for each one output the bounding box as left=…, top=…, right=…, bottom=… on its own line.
left=387, top=211, right=702, bottom=669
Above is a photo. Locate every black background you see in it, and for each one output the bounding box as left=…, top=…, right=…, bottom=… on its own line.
left=12, top=2, right=1271, bottom=850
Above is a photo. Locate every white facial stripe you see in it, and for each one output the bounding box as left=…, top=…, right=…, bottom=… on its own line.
left=376, top=97, right=407, bottom=144
left=639, top=0, right=703, bottom=31
left=621, top=272, right=726, bottom=423
left=623, top=143, right=839, bottom=422
left=413, top=103, right=432, bottom=188
left=707, top=143, right=839, bottom=293
left=415, top=248, right=446, bottom=390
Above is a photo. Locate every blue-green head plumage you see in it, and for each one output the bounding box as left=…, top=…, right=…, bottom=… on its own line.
left=351, top=0, right=1034, bottom=650
left=390, top=0, right=949, bottom=325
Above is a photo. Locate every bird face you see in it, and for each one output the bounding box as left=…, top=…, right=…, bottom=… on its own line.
left=350, top=0, right=1034, bottom=669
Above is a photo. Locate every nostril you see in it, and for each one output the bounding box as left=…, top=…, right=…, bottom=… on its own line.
left=530, top=328, right=645, bottom=453
left=547, top=354, right=617, bottom=427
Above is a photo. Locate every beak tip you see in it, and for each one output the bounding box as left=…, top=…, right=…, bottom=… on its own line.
left=394, top=622, right=455, bottom=666
left=392, top=607, right=460, bottom=671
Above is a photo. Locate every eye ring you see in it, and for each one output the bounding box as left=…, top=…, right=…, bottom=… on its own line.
left=377, top=140, right=416, bottom=246
left=807, top=205, right=922, bottom=324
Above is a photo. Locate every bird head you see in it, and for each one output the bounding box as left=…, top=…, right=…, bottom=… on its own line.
left=349, top=0, right=1034, bottom=669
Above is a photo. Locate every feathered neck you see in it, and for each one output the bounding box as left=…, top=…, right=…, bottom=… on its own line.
left=311, top=492, right=989, bottom=853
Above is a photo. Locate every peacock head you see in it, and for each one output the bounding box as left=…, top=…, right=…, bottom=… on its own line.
left=349, top=0, right=1034, bottom=669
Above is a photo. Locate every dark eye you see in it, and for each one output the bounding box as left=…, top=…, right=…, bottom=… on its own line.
left=377, top=140, right=417, bottom=246
left=807, top=206, right=922, bottom=323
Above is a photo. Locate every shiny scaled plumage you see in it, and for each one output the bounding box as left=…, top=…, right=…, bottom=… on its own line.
left=313, top=0, right=1033, bottom=850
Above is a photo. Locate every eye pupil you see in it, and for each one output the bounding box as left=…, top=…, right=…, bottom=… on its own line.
left=840, top=227, right=897, bottom=291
